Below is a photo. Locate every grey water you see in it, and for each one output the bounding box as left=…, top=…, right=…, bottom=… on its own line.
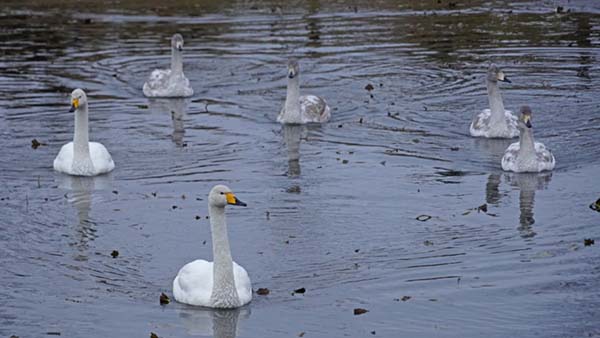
left=1, top=0, right=600, bottom=337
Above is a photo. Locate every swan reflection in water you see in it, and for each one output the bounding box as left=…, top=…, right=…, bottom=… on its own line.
left=282, top=124, right=307, bottom=177
left=56, top=174, right=113, bottom=251
left=148, top=98, right=188, bottom=146
left=504, top=172, right=552, bottom=238
left=177, top=307, right=250, bottom=337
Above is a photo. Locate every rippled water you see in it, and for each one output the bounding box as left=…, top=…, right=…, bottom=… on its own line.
left=1, top=1, right=600, bottom=337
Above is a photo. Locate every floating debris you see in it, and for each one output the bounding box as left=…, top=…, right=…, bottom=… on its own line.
left=172, top=205, right=178, bottom=210
left=477, top=204, right=488, bottom=213
left=401, top=296, right=411, bottom=301
left=338, top=124, right=343, bottom=128
left=589, top=198, right=600, bottom=212
left=416, top=215, right=432, bottom=222
left=359, top=117, right=363, bottom=124
left=450, top=147, right=459, bottom=151
left=150, top=333, right=159, bottom=338
left=31, top=139, right=46, bottom=149
left=266, top=211, right=270, bottom=220
left=364, top=84, right=374, bottom=91
left=151, top=192, right=157, bottom=197
left=293, top=287, right=306, bottom=294
left=584, top=239, right=595, bottom=246
left=137, top=104, right=149, bottom=109
left=286, top=186, right=301, bottom=194
left=298, top=332, right=305, bottom=337
left=46, top=332, right=61, bottom=336
left=371, top=331, right=376, bottom=335
left=423, top=240, right=434, bottom=246
left=195, top=215, right=201, bottom=220
left=110, top=250, right=119, bottom=258
left=256, top=288, right=270, bottom=295
left=354, top=249, right=360, bottom=253
left=159, top=292, right=170, bottom=305
left=112, top=190, right=118, bottom=195
left=342, top=160, right=349, bottom=164
left=353, top=308, right=368, bottom=315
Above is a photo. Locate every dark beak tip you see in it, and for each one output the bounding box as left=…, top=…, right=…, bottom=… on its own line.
left=69, top=106, right=76, bottom=112
left=504, top=78, right=512, bottom=83
left=288, top=74, right=294, bottom=79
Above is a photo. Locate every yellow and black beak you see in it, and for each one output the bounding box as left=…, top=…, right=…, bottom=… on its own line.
left=225, top=192, right=247, bottom=207
left=69, top=98, right=79, bottom=112
left=523, top=115, right=532, bottom=128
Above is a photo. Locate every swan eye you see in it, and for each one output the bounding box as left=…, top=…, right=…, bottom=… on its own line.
left=220, top=192, right=224, bottom=195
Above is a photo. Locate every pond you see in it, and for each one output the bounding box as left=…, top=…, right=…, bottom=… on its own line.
left=1, top=0, right=599, bottom=337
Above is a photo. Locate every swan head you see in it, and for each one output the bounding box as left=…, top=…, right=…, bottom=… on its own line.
left=518, top=105, right=533, bottom=130
left=69, top=88, right=87, bottom=112
left=487, top=64, right=511, bottom=83
left=209, top=185, right=247, bottom=208
left=171, top=33, right=184, bottom=52
left=287, top=59, right=299, bottom=79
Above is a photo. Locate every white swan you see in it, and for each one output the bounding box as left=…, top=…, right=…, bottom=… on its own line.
left=143, top=34, right=193, bottom=98
left=470, top=64, right=518, bottom=138
left=173, top=185, right=252, bottom=308
left=277, top=59, right=330, bottom=124
left=501, top=106, right=555, bottom=173
left=53, top=89, right=115, bottom=176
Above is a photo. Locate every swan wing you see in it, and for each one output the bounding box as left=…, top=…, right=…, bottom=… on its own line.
left=53, top=142, right=74, bottom=173
left=535, top=142, right=556, bottom=171
left=300, top=95, right=330, bottom=123
left=173, top=259, right=214, bottom=307
left=89, top=142, right=115, bottom=174
left=501, top=142, right=520, bottom=171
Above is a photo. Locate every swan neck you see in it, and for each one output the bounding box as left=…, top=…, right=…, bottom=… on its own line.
left=487, top=80, right=506, bottom=125
left=171, top=48, right=183, bottom=74
left=73, top=104, right=91, bottom=159
left=519, top=128, right=536, bottom=155
left=209, top=204, right=239, bottom=303
left=283, top=77, right=301, bottom=123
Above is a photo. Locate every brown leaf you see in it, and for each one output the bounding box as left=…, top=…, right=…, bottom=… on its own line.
left=159, top=292, right=170, bottom=305
left=256, top=288, right=270, bottom=295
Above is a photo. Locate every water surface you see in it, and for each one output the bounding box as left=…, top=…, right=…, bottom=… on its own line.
left=1, top=1, right=600, bottom=337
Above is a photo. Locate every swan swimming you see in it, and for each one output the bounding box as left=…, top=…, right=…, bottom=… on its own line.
left=173, top=185, right=252, bottom=308
left=501, top=106, right=555, bottom=173
left=470, top=64, right=518, bottom=138
left=53, top=89, right=115, bottom=176
left=278, top=59, right=330, bottom=124
left=143, top=33, right=193, bottom=98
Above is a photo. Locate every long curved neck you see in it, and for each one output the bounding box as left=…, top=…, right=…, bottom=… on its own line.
left=518, top=128, right=536, bottom=156
left=209, top=204, right=240, bottom=305
left=487, top=80, right=506, bottom=126
left=283, top=77, right=302, bottom=123
left=171, top=48, right=183, bottom=74
left=73, top=104, right=91, bottom=160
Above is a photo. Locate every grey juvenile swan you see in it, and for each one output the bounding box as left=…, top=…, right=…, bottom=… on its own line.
left=501, top=106, right=555, bottom=172
left=470, top=64, right=518, bottom=138
left=278, top=59, right=330, bottom=124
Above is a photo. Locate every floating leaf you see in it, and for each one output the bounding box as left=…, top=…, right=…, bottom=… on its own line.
left=159, top=292, right=170, bottom=305
left=256, top=288, right=270, bottom=295
left=353, top=308, right=368, bottom=315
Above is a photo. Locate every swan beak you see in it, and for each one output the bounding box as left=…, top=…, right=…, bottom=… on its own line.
left=498, top=72, right=511, bottom=83
left=177, top=45, right=183, bottom=51
left=288, top=70, right=295, bottom=79
left=70, top=98, right=79, bottom=112
left=523, top=115, right=532, bottom=128
left=226, top=192, right=247, bottom=207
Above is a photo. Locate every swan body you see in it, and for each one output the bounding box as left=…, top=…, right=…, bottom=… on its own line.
left=501, top=106, right=555, bottom=173
left=143, top=34, right=193, bottom=98
left=470, top=64, right=518, bottom=138
left=173, top=185, right=252, bottom=308
left=53, top=89, right=115, bottom=176
left=278, top=59, right=330, bottom=124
